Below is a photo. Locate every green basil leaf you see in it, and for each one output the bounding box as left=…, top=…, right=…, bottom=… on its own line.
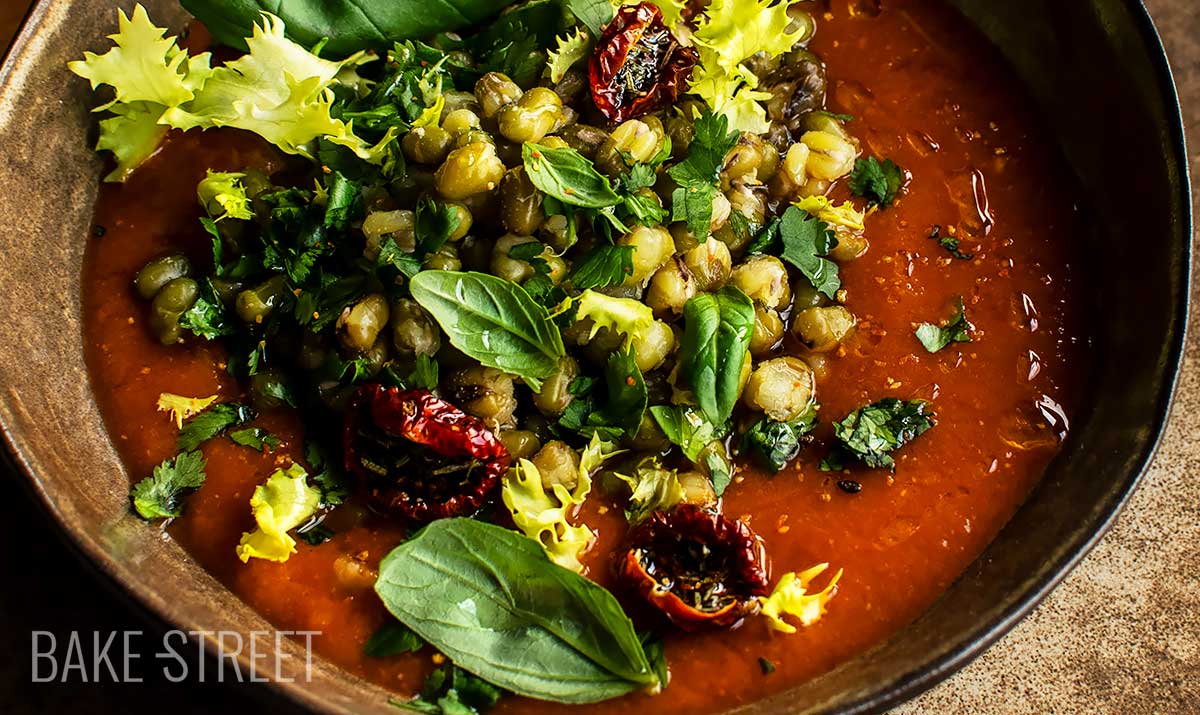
left=522, top=143, right=621, bottom=209
left=680, top=287, right=755, bottom=425
left=375, top=519, right=660, bottom=703
left=565, top=0, right=614, bottom=37
left=409, top=271, right=565, bottom=391
left=567, top=245, right=634, bottom=290
left=589, top=347, right=646, bottom=436
left=822, top=398, right=934, bottom=471
left=742, top=408, right=818, bottom=474
left=180, top=0, right=523, bottom=58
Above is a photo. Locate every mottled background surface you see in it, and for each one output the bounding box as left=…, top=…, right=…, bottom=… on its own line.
left=0, top=1, right=1196, bottom=713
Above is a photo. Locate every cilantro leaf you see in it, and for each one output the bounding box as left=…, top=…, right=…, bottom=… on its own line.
left=130, top=450, right=206, bottom=520
left=179, top=280, right=233, bottom=340
left=668, top=111, right=739, bottom=237
left=849, top=156, right=904, bottom=208
left=777, top=207, right=841, bottom=298
left=566, top=245, right=634, bottom=290
left=415, top=197, right=463, bottom=256
left=649, top=405, right=733, bottom=495
left=821, top=399, right=934, bottom=471
left=395, top=665, right=503, bottom=715
left=915, top=297, right=974, bottom=353
left=229, top=427, right=282, bottom=451
left=617, top=167, right=668, bottom=226
left=177, top=403, right=256, bottom=451
left=305, top=441, right=350, bottom=507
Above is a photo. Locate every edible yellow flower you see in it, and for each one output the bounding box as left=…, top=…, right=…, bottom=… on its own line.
left=156, top=392, right=217, bottom=429
left=794, top=195, right=867, bottom=231
left=759, top=563, right=843, bottom=634
left=236, top=464, right=321, bottom=563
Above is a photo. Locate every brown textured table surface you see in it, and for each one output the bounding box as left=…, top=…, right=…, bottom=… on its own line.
left=0, top=1, right=1196, bottom=713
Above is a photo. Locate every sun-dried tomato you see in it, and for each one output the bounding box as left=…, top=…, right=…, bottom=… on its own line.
left=343, top=385, right=510, bottom=522
left=589, top=2, right=698, bottom=123
left=618, top=504, right=770, bottom=630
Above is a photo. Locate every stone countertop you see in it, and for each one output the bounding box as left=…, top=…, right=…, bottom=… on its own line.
left=0, top=1, right=1196, bottom=713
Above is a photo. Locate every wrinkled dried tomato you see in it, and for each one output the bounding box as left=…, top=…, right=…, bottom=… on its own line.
left=343, top=385, right=510, bottom=522
left=618, top=504, right=770, bottom=630
left=589, top=2, right=698, bottom=123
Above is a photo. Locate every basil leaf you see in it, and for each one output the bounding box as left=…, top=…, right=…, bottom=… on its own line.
left=680, top=287, right=755, bottom=425
left=409, top=271, right=565, bottom=391
left=590, top=347, right=647, bottom=436
left=375, top=519, right=660, bottom=703
left=565, top=0, right=614, bottom=37
left=522, top=143, right=621, bottom=209
left=180, top=0, right=522, bottom=58
left=567, top=245, right=634, bottom=290
left=779, top=206, right=841, bottom=299
left=650, top=405, right=733, bottom=496
left=742, top=408, right=818, bottom=473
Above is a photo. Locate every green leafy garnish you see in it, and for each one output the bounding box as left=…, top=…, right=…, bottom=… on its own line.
left=742, top=407, right=818, bottom=474
left=374, top=519, right=662, bottom=704
left=180, top=0, right=522, bottom=59
left=177, top=402, right=256, bottom=452
left=821, top=399, right=934, bottom=471
left=547, top=27, right=591, bottom=84
left=668, top=111, right=740, bottom=238
left=777, top=206, right=840, bottom=299
left=567, top=245, right=635, bottom=290
left=680, top=286, right=755, bottom=426
left=363, top=622, right=424, bottom=658
left=849, top=156, right=904, bottom=208
left=229, top=427, right=282, bottom=451
left=914, top=297, right=974, bottom=353
left=414, top=197, right=463, bottom=256
left=522, top=143, right=621, bottom=209
left=130, top=450, right=207, bottom=520
left=565, top=0, right=615, bottom=37
left=394, top=664, right=504, bottom=715
left=409, top=271, right=566, bottom=391
left=649, top=405, right=732, bottom=495
left=179, top=281, right=233, bottom=340
left=928, top=225, right=974, bottom=260
left=593, top=347, right=648, bottom=437
left=197, top=170, right=252, bottom=221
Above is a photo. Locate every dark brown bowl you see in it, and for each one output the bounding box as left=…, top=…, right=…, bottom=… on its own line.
left=0, top=1, right=1189, bottom=714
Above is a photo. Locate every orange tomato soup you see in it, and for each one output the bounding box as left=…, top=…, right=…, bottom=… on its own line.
left=82, top=0, right=1089, bottom=712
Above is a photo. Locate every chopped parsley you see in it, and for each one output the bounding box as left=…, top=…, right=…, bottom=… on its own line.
left=130, top=450, right=207, bottom=520
left=821, top=399, right=934, bottom=471
left=914, top=297, right=974, bottom=353
left=668, top=111, right=740, bottom=238
left=928, top=225, right=975, bottom=260
left=177, top=403, right=256, bottom=452
left=229, top=427, right=282, bottom=451
left=849, top=156, right=904, bottom=208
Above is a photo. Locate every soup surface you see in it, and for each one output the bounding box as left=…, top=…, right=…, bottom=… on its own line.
left=82, top=0, right=1089, bottom=712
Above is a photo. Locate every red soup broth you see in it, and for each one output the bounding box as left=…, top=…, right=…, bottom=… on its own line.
left=81, top=0, right=1090, bottom=712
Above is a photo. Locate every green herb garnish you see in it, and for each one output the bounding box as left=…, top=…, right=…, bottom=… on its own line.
left=849, top=156, right=904, bottom=208
left=914, top=297, right=974, bottom=353
left=130, top=450, right=207, bottom=520
left=821, top=399, right=934, bottom=471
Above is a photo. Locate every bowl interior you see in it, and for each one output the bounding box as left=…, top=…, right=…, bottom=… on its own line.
left=0, top=1, right=1188, bottom=714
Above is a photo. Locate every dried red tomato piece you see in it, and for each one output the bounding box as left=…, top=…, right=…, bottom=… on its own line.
left=343, top=385, right=510, bottom=522
left=589, top=2, right=699, bottom=123
left=618, top=504, right=770, bottom=630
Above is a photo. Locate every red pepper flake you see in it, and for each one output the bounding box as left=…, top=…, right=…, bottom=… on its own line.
left=343, top=386, right=511, bottom=522
left=618, top=504, right=770, bottom=630
left=589, top=2, right=698, bottom=122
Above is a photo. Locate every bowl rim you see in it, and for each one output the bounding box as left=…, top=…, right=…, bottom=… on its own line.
left=0, top=0, right=1191, bottom=714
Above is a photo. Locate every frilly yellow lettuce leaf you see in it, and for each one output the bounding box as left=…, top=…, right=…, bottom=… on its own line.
left=156, top=392, right=217, bottom=429
left=197, top=170, right=253, bottom=221
left=159, top=14, right=373, bottom=160
left=502, top=434, right=621, bottom=572
left=794, top=195, right=867, bottom=231
left=615, top=459, right=683, bottom=524
left=67, top=4, right=211, bottom=111
left=547, top=27, right=591, bottom=84
left=411, top=95, right=446, bottom=129
left=688, top=0, right=807, bottom=133
left=236, top=463, right=321, bottom=563
left=574, top=289, right=658, bottom=347
left=96, top=101, right=171, bottom=182
left=759, top=563, right=843, bottom=634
